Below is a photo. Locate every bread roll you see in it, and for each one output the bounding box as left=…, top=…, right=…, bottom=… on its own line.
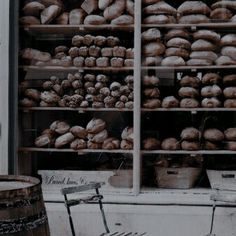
left=101, top=48, right=113, bottom=57
left=70, top=139, right=87, bottom=150
left=143, top=99, right=161, bottom=109
left=23, top=2, right=45, bottom=16
left=223, top=74, right=236, bottom=86
left=225, top=141, right=236, bottom=151
left=211, top=1, right=236, bottom=11
left=142, top=56, right=162, bottom=66
left=84, top=15, right=106, bottom=25
left=178, top=87, right=199, bottom=98
left=113, top=46, right=126, bottom=57
left=121, top=127, right=133, bottom=142
left=111, top=15, right=134, bottom=25
left=181, top=141, right=200, bottom=151
left=35, top=134, right=54, bottom=147
left=55, top=132, right=74, bottom=148
left=177, top=1, right=210, bottom=15
left=143, top=75, right=160, bottom=86
left=193, top=30, right=221, bottom=43
left=73, top=57, right=85, bottom=67
left=83, top=34, right=95, bottom=46
left=102, top=137, right=120, bottom=149
left=98, top=0, right=113, bottom=10
left=215, top=56, right=236, bottom=65
left=165, top=29, right=189, bottom=41
left=106, top=36, right=120, bottom=47
left=178, top=14, right=210, bottom=24
left=210, top=8, right=233, bottom=20
left=143, top=2, right=176, bottom=14
left=201, top=97, right=221, bottom=108
left=69, top=47, right=79, bottom=58
left=221, top=34, right=236, bottom=46
left=56, top=12, right=69, bottom=24
left=81, top=0, right=98, bottom=14
left=124, top=59, right=134, bottom=67
left=203, top=129, right=224, bottom=142
left=224, top=128, right=236, bottom=141
left=180, top=76, right=200, bottom=88
left=201, top=85, right=222, bottom=97
left=144, top=88, right=160, bottom=98
left=202, top=73, right=222, bottom=85
left=126, top=48, right=134, bottom=59
left=87, top=141, right=102, bottom=149
left=190, top=51, right=218, bottom=61
left=161, top=138, right=180, bottom=150
left=103, top=0, right=125, bottom=21
left=142, top=138, right=160, bottom=150
left=165, top=47, right=189, bottom=59
left=85, top=57, right=96, bottom=67
left=143, top=15, right=176, bottom=24
left=19, top=16, right=41, bottom=25
left=120, top=140, right=133, bottom=150
left=221, top=46, right=236, bottom=61
left=70, top=126, right=87, bottom=139
left=55, top=45, right=68, bottom=54
left=21, top=48, right=51, bottom=62
left=41, top=5, right=61, bottom=24
left=72, top=35, right=84, bottom=47
left=143, top=42, right=165, bottom=56
left=162, top=96, right=179, bottom=108
left=187, top=59, right=213, bottom=66
left=161, top=56, right=186, bottom=66
left=142, top=28, right=161, bottom=42
left=86, top=118, right=106, bottom=134
left=94, top=36, right=107, bottom=46
left=224, top=99, right=236, bottom=108
left=61, top=56, right=72, bottom=67
left=166, top=38, right=191, bottom=50
left=203, top=141, right=221, bottom=150
left=224, top=87, right=236, bottom=98
left=180, top=98, right=200, bottom=108
left=181, top=127, right=200, bottom=140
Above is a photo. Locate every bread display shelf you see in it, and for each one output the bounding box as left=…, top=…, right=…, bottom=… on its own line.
left=20, top=65, right=134, bottom=72
left=142, top=22, right=236, bottom=29
left=142, top=108, right=236, bottom=112
left=23, top=25, right=134, bottom=35
left=141, top=150, right=236, bottom=155
left=19, top=147, right=133, bottom=154
left=142, top=66, right=236, bottom=71
left=20, top=107, right=133, bottom=112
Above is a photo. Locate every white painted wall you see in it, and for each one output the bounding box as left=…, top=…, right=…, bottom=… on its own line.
left=0, top=0, right=9, bottom=175
left=46, top=202, right=236, bottom=236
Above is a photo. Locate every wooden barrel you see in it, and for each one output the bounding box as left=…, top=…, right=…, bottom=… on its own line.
left=0, top=175, right=50, bottom=236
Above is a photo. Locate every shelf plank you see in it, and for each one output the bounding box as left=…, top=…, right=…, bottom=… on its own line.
left=20, top=65, right=134, bottom=72
left=19, top=107, right=133, bottom=112
left=19, top=147, right=133, bottom=154
left=142, top=65, right=236, bottom=70
left=141, top=150, right=236, bottom=155
left=142, top=22, right=236, bottom=29
left=23, top=25, right=134, bottom=34
left=142, top=108, right=236, bottom=112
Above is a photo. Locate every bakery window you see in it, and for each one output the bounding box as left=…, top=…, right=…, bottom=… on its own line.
left=9, top=0, right=236, bottom=200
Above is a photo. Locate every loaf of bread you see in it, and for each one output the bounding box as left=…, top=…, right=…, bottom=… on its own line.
left=162, top=96, right=179, bottom=108
left=111, top=15, right=134, bottom=25
left=191, top=39, right=216, bottom=51
left=55, top=132, right=74, bottom=148
left=70, top=139, right=87, bottom=150
left=203, top=141, right=221, bottom=150
left=81, top=0, right=98, bottom=14
left=225, top=141, right=236, bottom=151
left=221, top=34, right=236, bottom=46
left=19, top=98, right=37, bottom=107
left=165, top=48, right=189, bottom=59
left=25, top=89, right=41, bottom=101
left=143, top=2, right=176, bottom=14
left=101, top=48, right=113, bottom=57
left=215, top=56, right=236, bottom=65
left=84, top=15, right=106, bottom=25
left=178, top=87, right=199, bottom=98
left=142, top=28, right=161, bottom=42
left=211, top=1, right=236, bottom=11
left=201, top=97, right=221, bottom=108
left=70, top=126, right=87, bottom=139
left=40, top=0, right=64, bottom=7
left=224, top=99, right=236, bottom=108
left=210, top=8, right=233, bottom=20
left=40, top=91, right=60, bottom=103
left=181, top=127, right=200, bottom=140
left=41, top=5, right=61, bottom=24
left=143, top=99, right=161, bottom=109
left=161, top=56, right=186, bottom=66
left=178, top=14, right=210, bottom=24
left=187, top=59, right=213, bottom=66
left=87, top=141, right=102, bottom=149
left=35, top=134, right=54, bottom=147
left=223, top=74, right=236, bottom=85
left=177, top=1, right=210, bottom=15
left=22, top=48, right=51, bottom=62
left=103, top=0, right=125, bottom=21
left=94, top=36, right=107, bottom=46
left=221, top=46, right=236, bottom=61
left=181, top=141, right=200, bottom=151
left=180, top=98, right=200, bottom=108
left=126, top=48, right=134, bottom=59
left=102, top=137, right=120, bottom=149
left=166, top=38, right=191, bottom=50
left=89, top=129, right=108, bottom=143
left=143, top=15, right=176, bottom=24
left=142, top=56, right=162, bottom=66
left=85, top=57, right=96, bottom=67
left=203, top=129, right=224, bottom=142
left=180, top=76, right=200, bottom=88
left=111, top=57, right=124, bottom=67
left=121, top=127, right=133, bottom=142
left=23, top=2, right=45, bottom=16
left=144, top=88, right=160, bottom=98
left=161, top=138, right=180, bottom=150
left=190, top=51, right=218, bottom=61
left=73, top=57, right=85, bottom=67
left=98, top=0, right=113, bottom=10
left=83, top=34, right=95, bottom=46
left=193, top=30, right=221, bottom=43
left=96, top=57, right=110, bottom=67
left=20, top=16, right=41, bottom=25
left=224, top=87, right=236, bottom=98
left=201, top=85, right=222, bottom=97
left=86, top=118, right=106, bottom=134
left=143, top=75, right=160, bottom=86
left=143, top=42, right=165, bottom=56
left=224, top=128, right=236, bottom=141
left=50, top=120, right=70, bottom=135
left=202, top=73, right=222, bottom=85
left=56, top=12, right=69, bottom=24
left=120, top=140, right=133, bottom=150
left=142, top=138, right=160, bottom=150
left=165, top=29, right=189, bottom=41
left=106, top=36, right=120, bottom=47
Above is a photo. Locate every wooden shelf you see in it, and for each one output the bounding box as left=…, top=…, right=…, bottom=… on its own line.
left=20, top=107, right=133, bottom=112
left=142, top=108, right=236, bottom=112
left=141, top=150, right=236, bottom=155
left=23, top=25, right=134, bottom=35
left=142, top=22, right=236, bottom=29
left=19, top=147, right=133, bottom=154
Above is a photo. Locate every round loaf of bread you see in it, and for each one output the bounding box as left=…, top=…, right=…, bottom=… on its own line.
left=161, top=138, right=180, bottom=150
left=50, top=120, right=70, bottom=135
left=224, top=87, right=236, bottom=98
left=19, top=16, right=41, bottom=26
left=143, top=42, right=165, bottom=56
left=86, top=118, right=106, bottom=134
left=84, top=15, right=106, bottom=25
left=203, top=129, right=224, bottom=142
left=231, top=15, right=236, bottom=22
left=216, top=55, right=236, bottom=65
left=190, top=51, right=218, bottom=61
left=211, top=1, right=236, bottom=11
left=203, top=141, right=221, bottom=150
left=162, top=96, right=179, bottom=108
left=180, top=98, right=200, bottom=108
left=142, top=138, right=160, bottom=150
left=202, top=73, right=222, bottom=85
left=224, top=128, right=236, bottom=141
left=143, top=99, right=161, bottom=109
left=142, top=56, right=162, bottom=66
left=210, top=8, right=233, bottom=20
left=35, top=134, right=54, bottom=147
left=178, top=87, right=199, bottom=98
left=143, top=15, right=176, bottom=24
left=180, top=76, right=200, bottom=88
left=181, top=141, right=200, bottom=151
left=165, top=29, right=189, bottom=41
left=180, top=127, right=200, bottom=140
left=221, top=34, right=236, bottom=46
left=225, top=141, right=236, bottom=151
left=223, top=74, right=236, bottom=85
left=191, top=39, right=216, bottom=51
left=187, top=59, right=213, bottom=66
left=161, top=56, right=186, bottom=66
left=55, top=132, right=75, bottom=148
left=166, top=38, right=191, bottom=50
left=224, top=99, right=236, bottom=108
left=221, top=46, right=236, bottom=61
left=143, top=2, right=176, bottom=14
left=70, top=139, right=87, bottom=150
left=142, top=28, right=161, bottom=42
left=70, top=126, right=87, bottom=139
left=102, top=137, right=120, bottom=150
left=201, top=85, right=222, bottom=97
left=89, top=129, right=108, bottom=143
left=177, top=1, right=210, bottom=15
left=143, top=75, right=160, bottom=87
left=193, top=30, right=221, bottom=43
left=144, top=88, right=160, bottom=98
left=178, top=14, right=210, bottom=24
left=201, top=97, right=221, bottom=108
left=23, top=2, right=45, bottom=16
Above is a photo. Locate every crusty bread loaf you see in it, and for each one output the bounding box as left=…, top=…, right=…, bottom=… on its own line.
left=203, top=129, right=224, bottom=142
left=201, top=97, right=221, bottom=108
left=178, top=87, right=199, bottom=98
left=193, top=30, right=221, bottom=43
left=165, top=29, right=189, bottom=41
left=41, top=5, right=61, bottom=24
left=143, top=15, right=176, bottom=24
left=224, top=99, right=236, bottom=108
left=70, top=139, right=87, bottom=150
left=191, top=39, right=216, bottom=51
left=225, top=141, right=236, bottom=151
left=111, top=57, right=124, bottom=67
left=187, top=59, right=213, bottom=66
left=126, top=48, right=134, bottom=59
left=85, top=57, right=96, bottom=67
left=224, top=128, right=236, bottom=141
left=216, top=56, right=236, bottom=65
left=180, top=98, right=200, bottom=108
left=165, top=47, right=189, bottom=59
left=142, top=138, right=160, bottom=150
left=211, top=1, right=236, bottom=11
left=121, top=127, right=133, bottom=142
left=83, top=34, right=95, bottom=46
left=19, top=98, right=37, bottom=107
left=210, top=8, right=233, bottom=20
left=22, top=48, right=51, bottom=62
left=201, top=85, right=222, bottom=97
left=143, top=99, right=161, bottom=109
left=40, top=91, right=60, bottom=103
left=144, top=88, right=160, bottom=98
left=177, top=1, right=210, bottom=15
left=143, top=75, right=160, bottom=86
left=143, top=1, right=176, bottom=14
left=143, top=42, right=165, bottom=56
left=35, top=134, right=54, bottom=147
left=111, top=15, right=134, bottom=25
left=190, top=51, right=218, bottom=61
left=120, top=140, right=133, bottom=150
left=55, top=132, right=74, bottom=148
left=162, top=96, right=179, bottom=108
left=161, top=56, right=186, bottom=66
left=25, top=89, right=41, bottom=101
left=161, top=138, right=180, bottom=150
left=87, top=141, right=102, bottom=149
left=142, top=56, right=162, bottom=66
left=81, top=0, right=98, bottom=14
left=166, top=38, right=191, bottom=50
left=178, top=14, right=210, bottom=24
left=23, top=2, right=45, bottom=16
left=98, top=0, right=113, bottom=10
left=224, top=87, right=236, bottom=98
left=70, top=126, right=87, bottom=139
left=223, top=74, right=236, bottom=85
left=86, top=118, right=106, bottom=134
left=181, top=141, right=200, bottom=151
left=84, top=15, right=106, bottom=25
left=203, top=141, right=221, bottom=150
left=50, top=120, right=70, bottom=135
left=180, top=76, right=200, bottom=88
left=20, top=16, right=41, bottom=25
left=103, top=0, right=125, bottom=21
left=142, top=28, right=161, bottom=42
left=94, top=36, right=107, bottom=46
left=72, top=35, right=84, bottom=47
left=73, top=57, right=85, bottom=67
left=101, top=47, right=113, bottom=57
left=89, top=129, right=108, bottom=143
left=106, top=36, right=120, bottom=47
left=221, top=46, right=236, bottom=61
left=180, top=127, right=200, bottom=140
left=96, top=57, right=110, bottom=67
left=40, top=0, right=63, bottom=7
left=102, top=137, right=120, bottom=149
left=221, top=34, right=236, bottom=46
left=56, top=12, right=69, bottom=24
left=202, top=73, right=222, bottom=85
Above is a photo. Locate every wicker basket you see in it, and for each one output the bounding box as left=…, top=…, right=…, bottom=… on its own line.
left=155, top=167, right=202, bottom=189
left=207, top=170, right=236, bottom=191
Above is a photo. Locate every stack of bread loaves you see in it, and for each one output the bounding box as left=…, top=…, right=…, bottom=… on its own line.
left=180, top=127, right=200, bottom=150
left=142, top=75, right=161, bottom=109
left=223, top=74, right=236, bottom=108
left=121, top=127, right=133, bottom=150
left=142, top=1, right=176, bottom=24
left=177, top=1, right=210, bottom=24
left=188, top=30, right=220, bottom=66
left=20, top=0, right=134, bottom=26
left=224, top=128, right=236, bottom=151
left=179, top=75, right=200, bottom=108
left=203, top=128, right=224, bottom=150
